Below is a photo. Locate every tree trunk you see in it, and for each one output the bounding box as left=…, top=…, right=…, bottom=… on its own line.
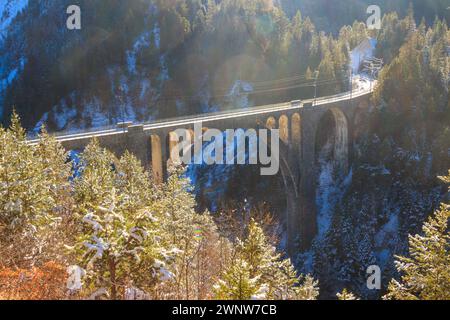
left=109, top=257, right=117, bottom=300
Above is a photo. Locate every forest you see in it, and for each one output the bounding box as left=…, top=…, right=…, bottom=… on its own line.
left=0, top=113, right=448, bottom=300
left=0, top=0, right=449, bottom=300
left=1, top=0, right=369, bottom=129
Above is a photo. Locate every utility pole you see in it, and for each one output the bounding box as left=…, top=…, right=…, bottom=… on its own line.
left=313, top=70, right=319, bottom=106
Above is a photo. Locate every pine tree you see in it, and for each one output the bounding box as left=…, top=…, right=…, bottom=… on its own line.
left=72, top=140, right=162, bottom=299
left=0, top=114, right=71, bottom=267
left=337, top=288, right=358, bottom=300
left=296, top=275, right=320, bottom=300
left=155, top=165, right=228, bottom=300
left=237, top=219, right=273, bottom=277
left=317, top=52, right=337, bottom=96
left=35, top=125, right=72, bottom=211
left=384, top=171, right=450, bottom=300
left=233, top=219, right=319, bottom=300
left=214, top=259, right=261, bottom=300
left=33, top=126, right=74, bottom=263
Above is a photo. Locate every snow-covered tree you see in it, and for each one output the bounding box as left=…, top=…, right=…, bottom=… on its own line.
left=214, top=259, right=261, bottom=300
left=155, top=166, right=233, bottom=300
left=296, top=275, right=320, bottom=300
left=217, top=219, right=319, bottom=300
left=72, top=140, right=163, bottom=299
left=337, top=288, right=358, bottom=300
left=384, top=171, right=450, bottom=300
left=0, top=114, right=72, bottom=268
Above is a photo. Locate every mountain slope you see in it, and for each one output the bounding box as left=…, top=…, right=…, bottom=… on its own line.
left=0, top=0, right=28, bottom=116
left=1, top=0, right=352, bottom=131
left=0, top=0, right=28, bottom=40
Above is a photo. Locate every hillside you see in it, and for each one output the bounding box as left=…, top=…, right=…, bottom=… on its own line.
left=1, top=0, right=354, bottom=131
left=281, top=0, right=450, bottom=33
left=0, top=0, right=449, bottom=300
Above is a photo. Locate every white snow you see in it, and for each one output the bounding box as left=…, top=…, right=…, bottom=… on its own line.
left=66, top=265, right=86, bottom=291
left=33, top=98, right=78, bottom=133
left=251, top=284, right=269, bottom=300
left=374, top=212, right=399, bottom=267
left=84, top=98, right=110, bottom=128
left=1, top=55, right=26, bottom=118
left=296, top=138, right=355, bottom=273
left=153, top=259, right=175, bottom=282
left=140, top=79, right=151, bottom=100
left=1, top=57, right=25, bottom=86
left=129, top=227, right=148, bottom=243
left=5, top=67, right=17, bottom=83
left=316, top=159, right=335, bottom=237
left=54, top=101, right=77, bottom=129
left=84, top=235, right=109, bottom=268
left=126, top=31, right=151, bottom=74
left=88, top=288, right=109, bottom=300
left=360, top=164, right=391, bottom=176
left=226, top=80, right=254, bottom=109
left=350, top=38, right=377, bottom=74
left=83, top=213, right=103, bottom=232
left=315, top=141, right=353, bottom=239
left=125, top=287, right=150, bottom=300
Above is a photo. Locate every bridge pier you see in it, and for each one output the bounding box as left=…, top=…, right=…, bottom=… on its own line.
left=125, top=124, right=149, bottom=165
left=151, top=134, right=167, bottom=184
left=298, top=108, right=318, bottom=251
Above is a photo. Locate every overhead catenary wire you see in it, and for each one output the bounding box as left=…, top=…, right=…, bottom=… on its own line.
left=151, top=75, right=349, bottom=103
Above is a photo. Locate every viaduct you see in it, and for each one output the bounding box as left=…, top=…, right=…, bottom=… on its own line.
left=31, top=84, right=373, bottom=252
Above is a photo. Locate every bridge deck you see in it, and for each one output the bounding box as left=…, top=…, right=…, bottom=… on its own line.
left=29, top=79, right=374, bottom=144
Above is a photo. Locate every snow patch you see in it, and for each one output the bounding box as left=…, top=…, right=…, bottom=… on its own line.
left=0, top=0, right=28, bottom=40
left=315, top=141, right=353, bottom=239
left=374, top=212, right=399, bottom=267
left=125, top=287, right=150, bottom=300
left=153, top=259, right=175, bottom=282
left=225, top=80, right=254, bottom=109
left=350, top=38, right=377, bottom=74
left=33, top=98, right=77, bottom=133
left=127, top=31, right=151, bottom=74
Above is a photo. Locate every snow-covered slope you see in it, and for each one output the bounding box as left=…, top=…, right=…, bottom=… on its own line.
left=0, top=0, right=28, bottom=118
left=0, top=0, right=28, bottom=40
left=350, top=37, right=377, bottom=74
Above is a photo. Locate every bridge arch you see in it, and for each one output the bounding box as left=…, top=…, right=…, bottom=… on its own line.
left=169, top=131, right=181, bottom=165
left=279, top=115, right=289, bottom=145
left=291, top=113, right=301, bottom=151
left=315, top=107, right=349, bottom=174
left=266, top=117, right=277, bottom=130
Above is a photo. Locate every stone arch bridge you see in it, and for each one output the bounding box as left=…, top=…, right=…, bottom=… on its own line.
left=31, top=87, right=372, bottom=252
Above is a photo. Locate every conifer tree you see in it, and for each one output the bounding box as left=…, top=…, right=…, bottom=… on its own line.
left=384, top=171, right=450, bottom=300
left=0, top=114, right=71, bottom=267
left=229, top=219, right=319, bottom=300
left=72, top=140, right=163, bottom=299
left=155, top=166, right=228, bottom=300
left=337, top=288, right=358, bottom=300
left=214, top=259, right=261, bottom=300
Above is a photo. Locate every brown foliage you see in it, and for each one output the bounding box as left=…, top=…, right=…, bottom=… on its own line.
left=0, top=262, right=67, bottom=300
